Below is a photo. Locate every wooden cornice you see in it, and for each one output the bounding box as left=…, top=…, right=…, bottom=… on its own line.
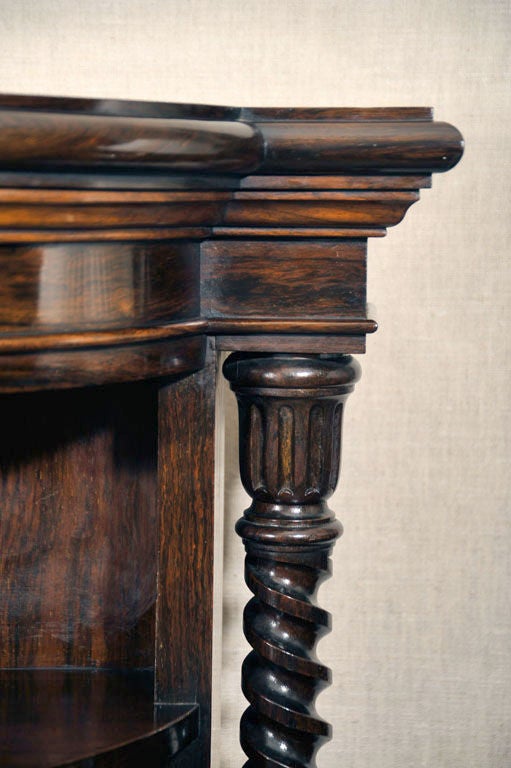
left=0, top=94, right=462, bottom=179
left=0, top=94, right=463, bottom=391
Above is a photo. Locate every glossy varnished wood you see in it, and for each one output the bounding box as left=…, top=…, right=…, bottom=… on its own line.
left=0, top=242, right=199, bottom=332
left=202, top=240, right=366, bottom=319
left=0, top=198, right=229, bottom=227
left=240, top=106, right=435, bottom=120
left=0, top=320, right=206, bottom=353
left=0, top=110, right=262, bottom=173
left=215, top=334, right=368, bottom=354
left=0, top=93, right=463, bottom=768
left=224, top=353, right=360, bottom=767
left=0, top=96, right=463, bottom=390
left=255, top=119, right=463, bottom=173
left=0, top=384, right=158, bottom=668
left=239, top=174, right=432, bottom=190
left=0, top=669, right=198, bottom=767
left=0, top=334, right=206, bottom=392
left=156, top=343, right=217, bottom=766
left=222, top=189, right=420, bottom=229
left=0, top=97, right=463, bottom=178
left=0, top=93, right=240, bottom=119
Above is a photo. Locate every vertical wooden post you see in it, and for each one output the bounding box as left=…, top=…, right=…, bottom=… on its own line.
left=223, top=352, right=360, bottom=768
left=156, top=341, right=217, bottom=767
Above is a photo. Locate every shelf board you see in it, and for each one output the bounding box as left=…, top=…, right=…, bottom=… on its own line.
left=0, top=669, right=198, bottom=767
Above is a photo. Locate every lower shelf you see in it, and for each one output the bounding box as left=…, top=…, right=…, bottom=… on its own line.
left=0, top=669, right=198, bottom=767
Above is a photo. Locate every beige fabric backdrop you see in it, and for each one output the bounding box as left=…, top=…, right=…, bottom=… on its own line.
left=0, top=1, right=509, bottom=766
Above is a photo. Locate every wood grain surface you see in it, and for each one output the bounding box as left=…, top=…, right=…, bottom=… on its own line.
left=223, top=353, right=361, bottom=768
left=0, top=242, right=199, bottom=332
left=0, top=669, right=198, bottom=767
left=202, top=240, right=366, bottom=319
left=0, top=334, right=206, bottom=392
left=0, top=109, right=262, bottom=173
left=0, top=93, right=464, bottom=768
left=0, top=383, right=157, bottom=668
left=156, top=343, right=217, bottom=767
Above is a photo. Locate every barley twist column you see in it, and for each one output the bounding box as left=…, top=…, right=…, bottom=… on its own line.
left=223, top=352, right=360, bottom=768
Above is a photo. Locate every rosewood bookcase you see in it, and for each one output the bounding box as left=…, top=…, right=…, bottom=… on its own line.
left=0, top=94, right=463, bottom=767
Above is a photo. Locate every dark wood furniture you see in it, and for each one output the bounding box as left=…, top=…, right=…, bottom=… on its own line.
left=0, top=94, right=463, bottom=768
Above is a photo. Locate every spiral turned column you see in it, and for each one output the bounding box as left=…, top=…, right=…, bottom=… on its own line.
left=223, top=353, right=361, bottom=768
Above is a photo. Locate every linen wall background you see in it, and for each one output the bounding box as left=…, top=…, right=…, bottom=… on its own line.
left=0, top=1, right=509, bottom=766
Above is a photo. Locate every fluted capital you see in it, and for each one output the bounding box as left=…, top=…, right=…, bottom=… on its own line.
left=224, top=354, right=360, bottom=505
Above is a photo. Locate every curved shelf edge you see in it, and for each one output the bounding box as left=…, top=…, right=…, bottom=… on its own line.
left=0, top=669, right=199, bottom=768
left=0, top=334, right=207, bottom=392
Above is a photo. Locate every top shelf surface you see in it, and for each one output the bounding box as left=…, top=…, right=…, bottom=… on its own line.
left=0, top=93, right=433, bottom=121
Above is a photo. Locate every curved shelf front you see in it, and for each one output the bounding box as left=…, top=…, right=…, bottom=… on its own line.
left=0, top=237, right=207, bottom=392
left=0, top=669, right=198, bottom=767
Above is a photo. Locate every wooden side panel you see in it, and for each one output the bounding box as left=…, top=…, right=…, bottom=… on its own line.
left=0, top=383, right=158, bottom=669
left=156, top=342, right=216, bottom=767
